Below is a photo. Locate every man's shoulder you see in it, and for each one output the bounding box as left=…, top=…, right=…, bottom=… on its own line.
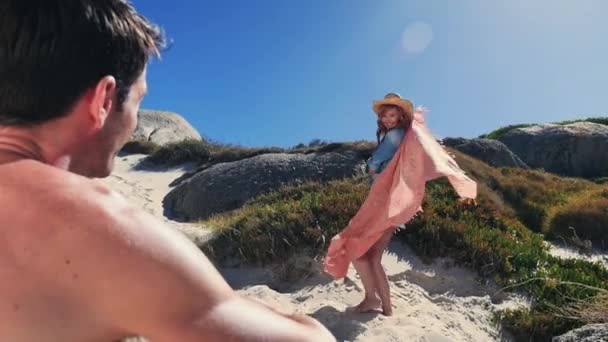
left=0, top=160, right=147, bottom=278
left=0, top=160, right=187, bottom=279
left=2, top=159, right=92, bottom=186
left=0, top=160, right=126, bottom=226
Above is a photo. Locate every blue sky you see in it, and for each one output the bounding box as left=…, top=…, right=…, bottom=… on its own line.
left=136, top=0, right=608, bottom=148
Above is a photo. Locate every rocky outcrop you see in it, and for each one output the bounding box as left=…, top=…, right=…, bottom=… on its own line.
left=163, top=151, right=365, bottom=221
left=552, top=324, right=608, bottom=342
left=132, top=109, right=202, bottom=145
left=497, top=122, right=608, bottom=178
left=441, top=137, right=528, bottom=168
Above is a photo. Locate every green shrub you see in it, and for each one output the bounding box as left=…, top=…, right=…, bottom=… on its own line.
left=201, top=178, right=368, bottom=265
left=145, top=139, right=211, bottom=166
left=120, top=140, right=160, bottom=155
left=544, top=188, right=608, bottom=249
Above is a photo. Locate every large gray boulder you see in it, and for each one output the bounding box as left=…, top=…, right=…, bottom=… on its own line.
left=441, top=137, right=528, bottom=168
left=497, top=122, right=608, bottom=178
left=163, top=151, right=365, bottom=221
left=552, top=324, right=608, bottom=342
left=132, top=109, right=202, bottom=145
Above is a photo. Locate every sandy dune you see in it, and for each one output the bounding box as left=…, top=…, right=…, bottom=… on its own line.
left=106, top=154, right=530, bottom=342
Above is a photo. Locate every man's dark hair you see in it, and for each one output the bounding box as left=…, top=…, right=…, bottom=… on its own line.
left=0, top=0, right=165, bottom=126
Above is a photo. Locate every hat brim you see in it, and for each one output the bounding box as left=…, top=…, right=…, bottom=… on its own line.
left=372, top=98, right=414, bottom=121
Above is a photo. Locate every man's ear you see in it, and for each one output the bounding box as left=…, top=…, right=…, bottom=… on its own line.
left=88, top=76, right=117, bottom=129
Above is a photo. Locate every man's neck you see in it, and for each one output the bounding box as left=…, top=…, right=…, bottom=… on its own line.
left=0, top=129, right=75, bottom=170
left=0, top=134, right=44, bottom=162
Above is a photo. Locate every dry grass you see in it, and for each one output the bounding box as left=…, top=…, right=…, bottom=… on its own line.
left=544, top=188, right=608, bottom=249
left=551, top=285, right=608, bottom=324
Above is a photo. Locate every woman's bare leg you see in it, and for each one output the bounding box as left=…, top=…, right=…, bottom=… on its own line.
left=369, top=229, right=395, bottom=316
left=352, top=256, right=381, bottom=312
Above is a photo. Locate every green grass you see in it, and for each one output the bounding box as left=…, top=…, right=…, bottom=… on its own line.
left=498, top=260, right=608, bottom=341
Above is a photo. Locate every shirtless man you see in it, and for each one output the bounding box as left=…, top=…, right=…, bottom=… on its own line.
left=0, top=1, right=335, bottom=341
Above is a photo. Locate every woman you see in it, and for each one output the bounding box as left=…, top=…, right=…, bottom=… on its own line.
left=323, top=93, right=477, bottom=317
left=356, top=93, right=412, bottom=315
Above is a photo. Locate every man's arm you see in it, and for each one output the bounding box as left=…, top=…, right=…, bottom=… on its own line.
left=60, top=182, right=336, bottom=341
left=154, top=294, right=335, bottom=341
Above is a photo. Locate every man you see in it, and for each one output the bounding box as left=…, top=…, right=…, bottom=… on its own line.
left=0, top=1, right=335, bottom=341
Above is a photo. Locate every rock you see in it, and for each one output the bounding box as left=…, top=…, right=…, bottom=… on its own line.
left=441, top=137, right=528, bottom=168
left=552, top=324, right=608, bottom=342
left=163, top=151, right=365, bottom=221
left=498, top=122, right=608, bottom=178
left=132, top=109, right=202, bottom=145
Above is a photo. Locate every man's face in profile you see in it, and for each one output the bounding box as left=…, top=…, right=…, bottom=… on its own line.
left=71, top=67, right=148, bottom=178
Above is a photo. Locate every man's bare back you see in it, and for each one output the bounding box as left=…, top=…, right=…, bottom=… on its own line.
left=0, top=157, right=335, bottom=341
left=0, top=159, right=144, bottom=341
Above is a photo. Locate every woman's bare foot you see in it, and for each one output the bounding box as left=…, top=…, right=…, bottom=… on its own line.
left=355, top=296, right=382, bottom=313
left=381, top=303, right=393, bottom=316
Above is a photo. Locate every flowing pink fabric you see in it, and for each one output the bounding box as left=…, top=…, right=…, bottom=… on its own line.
left=323, top=107, right=477, bottom=279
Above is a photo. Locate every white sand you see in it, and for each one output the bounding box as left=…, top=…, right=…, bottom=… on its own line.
left=547, top=242, right=608, bottom=269
left=102, top=153, right=211, bottom=244
left=106, top=154, right=530, bottom=342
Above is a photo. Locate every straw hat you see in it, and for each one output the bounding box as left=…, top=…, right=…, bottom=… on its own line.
left=372, top=92, right=414, bottom=122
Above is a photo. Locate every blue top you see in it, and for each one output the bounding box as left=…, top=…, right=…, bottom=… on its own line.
left=367, top=128, right=405, bottom=174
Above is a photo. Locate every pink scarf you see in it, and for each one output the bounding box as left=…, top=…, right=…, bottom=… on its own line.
left=323, top=107, right=477, bottom=279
